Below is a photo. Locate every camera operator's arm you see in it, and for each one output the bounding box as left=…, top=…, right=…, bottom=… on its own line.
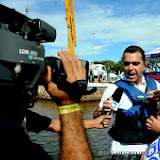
left=45, top=50, right=93, bottom=160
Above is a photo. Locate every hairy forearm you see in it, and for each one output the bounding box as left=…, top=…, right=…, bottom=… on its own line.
left=60, top=111, right=93, bottom=160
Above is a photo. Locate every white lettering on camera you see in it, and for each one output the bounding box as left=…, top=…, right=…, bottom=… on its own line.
left=19, top=49, right=38, bottom=56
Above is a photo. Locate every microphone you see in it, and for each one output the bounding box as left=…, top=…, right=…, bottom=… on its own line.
left=102, top=100, right=119, bottom=124
left=102, top=87, right=123, bottom=124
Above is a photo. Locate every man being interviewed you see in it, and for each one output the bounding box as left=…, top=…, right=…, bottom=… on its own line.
left=94, top=45, right=160, bottom=160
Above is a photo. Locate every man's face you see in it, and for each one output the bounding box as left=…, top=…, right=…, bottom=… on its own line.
left=123, top=52, right=146, bottom=86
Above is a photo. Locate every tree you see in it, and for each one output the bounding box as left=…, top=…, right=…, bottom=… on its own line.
left=94, top=57, right=123, bottom=74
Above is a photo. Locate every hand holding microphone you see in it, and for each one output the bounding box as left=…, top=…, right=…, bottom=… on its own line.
left=102, top=97, right=119, bottom=124
left=103, top=97, right=119, bottom=113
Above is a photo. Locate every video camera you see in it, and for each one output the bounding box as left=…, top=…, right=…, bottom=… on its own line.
left=0, top=4, right=89, bottom=107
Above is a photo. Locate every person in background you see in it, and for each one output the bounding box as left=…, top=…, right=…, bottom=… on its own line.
left=89, top=69, right=93, bottom=83
left=93, top=68, right=99, bottom=82
left=94, top=45, right=160, bottom=160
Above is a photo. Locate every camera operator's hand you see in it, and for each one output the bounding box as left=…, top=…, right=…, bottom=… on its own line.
left=44, top=49, right=93, bottom=160
left=44, top=49, right=86, bottom=106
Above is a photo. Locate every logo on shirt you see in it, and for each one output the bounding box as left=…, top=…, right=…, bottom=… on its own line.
left=137, top=95, right=144, bottom=98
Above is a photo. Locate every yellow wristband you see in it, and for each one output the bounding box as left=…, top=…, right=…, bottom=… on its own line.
left=58, top=103, right=81, bottom=114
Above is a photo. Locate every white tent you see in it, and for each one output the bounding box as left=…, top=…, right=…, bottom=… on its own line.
left=145, top=47, right=160, bottom=62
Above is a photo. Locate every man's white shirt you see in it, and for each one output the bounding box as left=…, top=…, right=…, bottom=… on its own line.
left=99, top=75, right=160, bottom=154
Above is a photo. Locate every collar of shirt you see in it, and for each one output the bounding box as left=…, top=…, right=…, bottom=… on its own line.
left=122, top=75, right=146, bottom=92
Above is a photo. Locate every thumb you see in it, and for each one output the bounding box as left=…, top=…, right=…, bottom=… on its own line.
left=146, top=90, right=156, bottom=95
left=101, top=115, right=112, bottom=120
left=104, top=115, right=112, bottom=119
left=44, top=66, right=52, bottom=84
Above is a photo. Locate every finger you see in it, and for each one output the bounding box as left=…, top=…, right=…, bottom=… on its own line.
left=107, top=97, right=113, bottom=100
left=154, top=90, right=160, bottom=95
left=103, top=103, right=112, bottom=108
left=146, top=123, right=152, bottom=128
left=64, top=53, right=81, bottom=79
left=103, top=108, right=111, bottom=112
left=146, top=90, right=160, bottom=101
left=103, top=99, right=112, bottom=104
left=103, top=104, right=112, bottom=109
left=149, top=115, right=156, bottom=121
left=102, top=121, right=110, bottom=128
left=44, top=66, right=52, bottom=84
left=103, top=99, right=112, bottom=108
left=57, top=50, right=76, bottom=83
left=146, top=118, right=153, bottom=124
left=59, top=50, right=85, bottom=82
left=146, top=95, right=154, bottom=99
left=71, top=56, right=86, bottom=80
left=103, top=124, right=109, bottom=128
left=103, top=115, right=112, bottom=119
left=146, top=90, right=156, bottom=95
left=157, top=115, right=160, bottom=120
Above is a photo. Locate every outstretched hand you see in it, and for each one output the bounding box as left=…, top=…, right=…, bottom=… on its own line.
left=94, top=115, right=112, bottom=129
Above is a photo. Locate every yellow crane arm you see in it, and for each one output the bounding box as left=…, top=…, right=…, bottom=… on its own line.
left=65, top=0, right=77, bottom=55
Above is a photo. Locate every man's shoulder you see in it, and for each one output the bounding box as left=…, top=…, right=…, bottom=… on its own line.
left=103, top=83, right=119, bottom=94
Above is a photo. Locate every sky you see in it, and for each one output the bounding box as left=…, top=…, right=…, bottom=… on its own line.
left=1, top=0, right=160, bottom=63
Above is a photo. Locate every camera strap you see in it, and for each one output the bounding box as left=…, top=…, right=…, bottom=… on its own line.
left=57, top=79, right=88, bottom=100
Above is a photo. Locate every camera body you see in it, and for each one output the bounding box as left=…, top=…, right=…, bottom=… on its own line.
left=0, top=4, right=56, bottom=89
left=45, top=56, right=89, bottom=84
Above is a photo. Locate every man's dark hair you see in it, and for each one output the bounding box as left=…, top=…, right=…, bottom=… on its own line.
left=123, top=45, right=145, bottom=62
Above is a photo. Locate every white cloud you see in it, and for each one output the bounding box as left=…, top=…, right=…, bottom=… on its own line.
left=2, top=0, right=160, bottom=61
left=74, top=4, right=160, bottom=57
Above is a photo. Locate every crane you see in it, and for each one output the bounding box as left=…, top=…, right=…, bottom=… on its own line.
left=26, top=0, right=29, bottom=16
left=65, top=0, right=77, bottom=55
left=25, top=0, right=76, bottom=55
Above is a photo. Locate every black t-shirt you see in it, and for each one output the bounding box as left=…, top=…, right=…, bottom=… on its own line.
left=26, top=109, right=52, bottom=133
left=0, top=111, right=54, bottom=160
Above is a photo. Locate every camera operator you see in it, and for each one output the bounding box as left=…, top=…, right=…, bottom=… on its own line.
left=0, top=49, right=93, bottom=160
